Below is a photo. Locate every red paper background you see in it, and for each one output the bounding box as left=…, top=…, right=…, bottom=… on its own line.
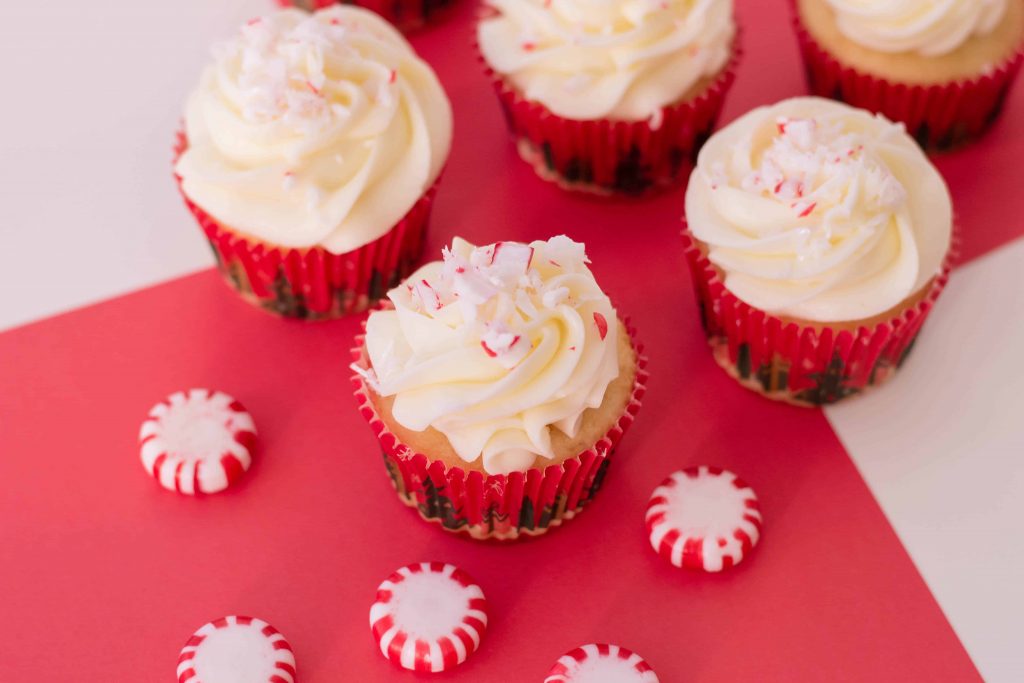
left=4, top=0, right=1023, bottom=679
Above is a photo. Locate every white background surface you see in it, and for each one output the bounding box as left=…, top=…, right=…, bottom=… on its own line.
left=0, top=1, right=265, bottom=331
left=827, top=239, right=1024, bottom=683
left=1, top=1, right=1021, bottom=680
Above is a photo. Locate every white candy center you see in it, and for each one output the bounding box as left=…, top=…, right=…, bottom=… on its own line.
left=391, top=573, right=473, bottom=640
left=160, top=402, right=236, bottom=461
left=663, top=474, right=745, bottom=538
left=569, top=656, right=647, bottom=682
left=193, top=627, right=277, bottom=683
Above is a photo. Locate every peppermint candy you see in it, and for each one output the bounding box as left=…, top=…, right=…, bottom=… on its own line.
left=645, top=466, right=762, bottom=572
left=370, top=562, right=488, bottom=672
left=177, top=615, right=295, bottom=683
left=139, top=389, right=256, bottom=495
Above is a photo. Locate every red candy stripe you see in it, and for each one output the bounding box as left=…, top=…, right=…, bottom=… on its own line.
left=545, top=643, right=659, bottom=682
left=369, top=562, right=488, bottom=672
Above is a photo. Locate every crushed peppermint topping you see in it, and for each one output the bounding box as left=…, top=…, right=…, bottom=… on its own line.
left=350, top=362, right=381, bottom=393
left=710, top=111, right=910, bottom=263
left=593, top=312, right=608, bottom=340
left=490, top=241, right=534, bottom=270
left=720, top=114, right=913, bottom=224
left=213, top=10, right=397, bottom=133
left=480, top=325, right=528, bottom=368
left=364, top=237, right=622, bottom=470
left=387, top=237, right=612, bottom=369
left=414, top=279, right=442, bottom=311
left=792, top=200, right=817, bottom=218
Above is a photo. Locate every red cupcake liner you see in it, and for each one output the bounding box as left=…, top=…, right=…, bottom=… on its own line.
left=681, top=221, right=956, bottom=406
left=479, top=34, right=741, bottom=196
left=173, top=131, right=435, bottom=320
left=351, top=314, right=648, bottom=540
left=792, top=7, right=1024, bottom=151
left=275, top=0, right=456, bottom=33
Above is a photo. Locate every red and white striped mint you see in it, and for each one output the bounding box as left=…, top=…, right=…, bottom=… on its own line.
left=545, top=643, right=659, bottom=683
left=370, top=562, right=488, bottom=672
left=645, top=466, right=762, bottom=572
left=139, top=389, right=256, bottom=495
left=177, top=615, right=295, bottom=683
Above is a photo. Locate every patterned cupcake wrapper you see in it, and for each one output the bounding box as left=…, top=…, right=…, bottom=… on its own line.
left=681, top=222, right=955, bottom=406
left=351, top=319, right=648, bottom=541
left=173, top=132, right=435, bottom=320
left=275, top=0, right=455, bottom=32
left=792, top=8, right=1024, bottom=151
left=478, top=35, right=741, bottom=196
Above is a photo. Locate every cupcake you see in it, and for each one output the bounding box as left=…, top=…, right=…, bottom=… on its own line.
left=477, top=0, right=740, bottom=196
left=276, top=0, right=455, bottom=33
left=351, top=236, right=647, bottom=539
left=682, top=97, right=954, bottom=406
left=793, top=0, right=1024, bottom=150
left=174, top=7, right=452, bottom=319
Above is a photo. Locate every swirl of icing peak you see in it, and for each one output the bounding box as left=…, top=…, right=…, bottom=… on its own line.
left=477, top=0, right=735, bottom=121
left=175, top=7, right=452, bottom=253
left=825, top=0, right=1007, bottom=56
left=685, top=97, right=952, bottom=323
left=362, top=236, right=620, bottom=475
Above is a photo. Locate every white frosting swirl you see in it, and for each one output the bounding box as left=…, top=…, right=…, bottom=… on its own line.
left=176, top=8, right=452, bottom=254
left=825, top=0, right=1007, bottom=56
left=685, top=97, right=952, bottom=323
left=477, top=0, right=735, bottom=121
left=362, top=236, right=620, bottom=475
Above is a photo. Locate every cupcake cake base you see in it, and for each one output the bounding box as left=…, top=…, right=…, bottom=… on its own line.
left=482, top=40, right=741, bottom=197
left=792, top=0, right=1024, bottom=151
left=682, top=228, right=955, bottom=407
left=352, top=319, right=647, bottom=540
left=174, top=133, right=436, bottom=320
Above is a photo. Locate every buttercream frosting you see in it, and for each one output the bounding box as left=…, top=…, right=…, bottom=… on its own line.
left=477, top=0, right=735, bottom=121
left=824, top=0, right=1007, bottom=57
left=176, top=7, right=452, bottom=254
left=361, top=236, right=621, bottom=475
left=685, top=97, right=952, bottom=323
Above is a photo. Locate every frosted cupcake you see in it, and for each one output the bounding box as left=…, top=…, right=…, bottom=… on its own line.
left=174, top=7, right=452, bottom=319
left=793, top=0, right=1024, bottom=149
left=477, top=0, right=740, bottom=196
left=276, top=0, right=455, bottom=33
left=352, top=236, right=646, bottom=539
left=682, top=97, right=954, bottom=406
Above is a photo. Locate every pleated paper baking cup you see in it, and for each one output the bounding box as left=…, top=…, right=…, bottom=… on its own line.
left=173, top=132, right=435, bottom=320
left=478, top=35, right=741, bottom=196
left=351, top=318, right=648, bottom=540
left=680, top=222, right=955, bottom=406
left=275, top=0, right=456, bottom=33
left=793, top=10, right=1024, bottom=151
